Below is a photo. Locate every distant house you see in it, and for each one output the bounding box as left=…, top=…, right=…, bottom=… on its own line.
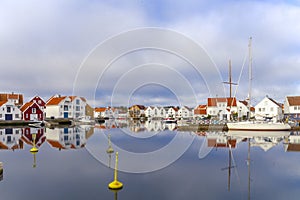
left=284, top=96, right=300, bottom=120
left=0, top=100, right=22, bottom=121
left=236, top=100, right=255, bottom=120
left=128, top=105, right=146, bottom=118
left=255, top=96, right=284, bottom=121
left=94, top=107, right=118, bottom=119
left=45, top=95, right=87, bottom=119
left=29, top=96, right=46, bottom=111
left=206, top=97, right=237, bottom=120
left=165, top=106, right=179, bottom=118
left=20, top=102, right=44, bottom=121
left=178, top=106, right=193, bottom=119
left=193, top=105, right=207, bottom=119
left=145, top=106, right=165, bottom=119
left=0, top=92, right=24, bottom=107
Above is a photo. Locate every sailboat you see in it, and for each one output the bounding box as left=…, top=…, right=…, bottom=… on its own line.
left=227, top=37, right=291, bottom=131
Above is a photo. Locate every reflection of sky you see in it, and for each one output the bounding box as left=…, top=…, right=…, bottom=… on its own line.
left=0, top=129, right=300, bottom=199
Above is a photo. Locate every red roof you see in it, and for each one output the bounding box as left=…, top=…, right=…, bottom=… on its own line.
left=194, top=105, right=207, bottom=115
left=20, top=102, right=34, bottom=112
left=47, top=139, right=66, bottom=149
left=95, top=107, right=106, bottom=112
left=287, top=96, right=300, bottom=106
left=207, top=97, right=237, bottom=107
left=0, top=100, right=7, bottom=107
left=46, top=96, right=66, bottom=106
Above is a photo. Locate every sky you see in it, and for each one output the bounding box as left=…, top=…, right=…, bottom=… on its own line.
left=1, top=0, right=300, bottom=107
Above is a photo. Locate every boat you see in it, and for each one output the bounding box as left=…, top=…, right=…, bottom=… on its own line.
left=163, top=117, right=177, bottom=123
left=227, top=37, right=291, bottom=131
left=28, top=120, right=45, bottom=128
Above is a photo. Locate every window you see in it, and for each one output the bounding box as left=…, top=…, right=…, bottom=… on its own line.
left=270, top=107, right=274, bottom=112
left=32, top=108, right=36, bottom=113
left=76, top=106, right=80, bottom=111
left=258, top=108, right=261, bottom=112
left=294, top=106, right=297, bottom=110
left=38, top=100, right=41, bottom=104
left=26, top=113, right=28, bottom=118
left=64, top=105, right=68, bottom=111
left=76, top=99, right=80, bottom=105
left=7, top=107, right=11, bottom=113
left=15, top=114, right=19, bottom=118
left=0, top=114, right=2, bottom=118
left=262, top=108, right=265, bottom=112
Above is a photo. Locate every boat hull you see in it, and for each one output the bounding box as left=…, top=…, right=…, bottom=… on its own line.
left=227, top=121, right=291, bottom=131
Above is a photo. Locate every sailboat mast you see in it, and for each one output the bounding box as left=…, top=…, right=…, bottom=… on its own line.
left=248, top=37, right=253, bottom=118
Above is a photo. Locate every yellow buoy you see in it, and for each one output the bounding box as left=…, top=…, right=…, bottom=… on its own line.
left=30, top=133, right=39, bottom=153
left=108, top=152, right=123, bottom=190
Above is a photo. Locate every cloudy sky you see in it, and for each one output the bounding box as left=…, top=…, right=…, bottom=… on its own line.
left=1, top=0, right=300, bottom=107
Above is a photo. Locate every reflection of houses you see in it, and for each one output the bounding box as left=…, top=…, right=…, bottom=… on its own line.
left=206, top=97, right=237, bottom=120
left=20, top=102, right=44, bottom=121
left=0, top=128, right=23, bottom=150
left=45, top=127, right=91, bottom=150
left=128, top=105, right=145, bottom=118
left=0, top=100, right=21, bottom=121
left=206, top=132, right=237, bottom=148
left=284, top=96, right=300, bottom=120
left=178, top=106, right=193, bottom=119
left=128, top=120, right=145, bottom=132
left=21, top=128, right=46, bottom=148
left=45, top=95, right=87, bottom=119
left=144, top=120, right=165, bottom=131
left=193, top=105, right=207, bottom=119
left=94, top=107, right=118, bottom=119
left=255, top=95, right=284, bottom=121
left=284, top=133, right=300, bottom=152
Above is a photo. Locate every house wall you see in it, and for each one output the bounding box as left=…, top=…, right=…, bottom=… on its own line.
left=23, top=103, right=44, bottom=121
left=0, top=101, right=22, bottom=120
left=255, top=97, right=283, bottom=120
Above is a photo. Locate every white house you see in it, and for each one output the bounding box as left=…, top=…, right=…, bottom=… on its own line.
left=178, top=106, right=193, bottom=119
left=0, top=99, right=22, bottom=120
left=206, top=97, right=237, bottom=120
left=284, top=96, right=300, bottom=120
left=45, top=95, right=87, bottom=119
left=145, top=106, right=165, bottom=119
left=165, top=106, right=179, bottom=118
left=94, top=107, right=118, bottom=119
left=255, top=96, right=283, bottom=121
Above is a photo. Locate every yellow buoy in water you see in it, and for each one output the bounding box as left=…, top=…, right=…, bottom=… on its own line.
left=30, top=133, right=39, bottom=153
left=108, top=152, right=123, bottom=190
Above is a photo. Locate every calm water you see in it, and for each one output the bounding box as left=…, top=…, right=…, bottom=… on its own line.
left=0, top=121, right=300, bottom=200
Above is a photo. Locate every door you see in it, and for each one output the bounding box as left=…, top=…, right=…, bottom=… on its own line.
left=30, top=114, right=38, bottom=121
left=64, top=112, right=68, bottom=118
left=5, top=114, right=12, bottom=120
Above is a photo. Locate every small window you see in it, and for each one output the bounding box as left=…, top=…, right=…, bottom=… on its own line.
left=295, top=106, right=298, bottom=110
left=15, top=114, right=19, bottom=118
left=32, top=108, right=36, bottom=114
left=270, top=107, right=274, bottom=112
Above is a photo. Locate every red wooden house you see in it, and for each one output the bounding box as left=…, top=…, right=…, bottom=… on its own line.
left=30, top=96, right=46, bottom=110
left=20, top=102, right=44, bottom=121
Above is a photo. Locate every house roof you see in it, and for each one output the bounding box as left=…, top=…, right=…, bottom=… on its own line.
left=46, top=96, right=66, bottom=106
left=20, top=102, right=34, bottom=112
left=30, top=96, right=46, bottom=106
left=95, top=107, right=106, bottom=112
left=207, top=97, right=237, bottom=107
left=0, top=100, right=7, bottom=107
left=0, top=93, right=23, bottom=105
left=286, top=96, right=300, bottom=106
left=266, top=96, right=282, bottom=108
left=194, top=105, right=207, bottom=115
left=47, top=139, right=66, bottom=150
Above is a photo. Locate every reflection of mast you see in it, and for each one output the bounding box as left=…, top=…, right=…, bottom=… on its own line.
left=228, top=146, right=232, bottom=191
left=247, top=138, right=251, bottom=200
left=106, top=134, right=114, bottom=168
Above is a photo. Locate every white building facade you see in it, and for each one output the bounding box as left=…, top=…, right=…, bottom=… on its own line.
left=0, top=99, right=22, bottom=121
left=255, top=96, right=283, bottom=121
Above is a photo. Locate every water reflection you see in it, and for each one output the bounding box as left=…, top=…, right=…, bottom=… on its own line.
left=45, top=126, right=94, bottom=150
left=0, top=121, right=300, bottom=200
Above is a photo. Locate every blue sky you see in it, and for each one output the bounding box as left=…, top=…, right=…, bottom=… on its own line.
left=1, top=0, right=300, bottom=107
